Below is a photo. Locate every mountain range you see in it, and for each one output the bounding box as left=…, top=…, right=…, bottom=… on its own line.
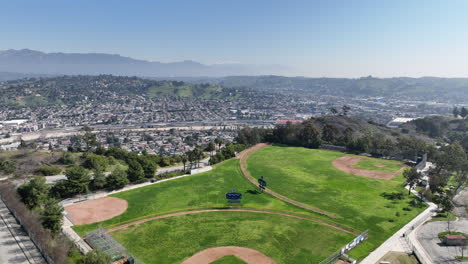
left=0, top=49, right=292, bottom=77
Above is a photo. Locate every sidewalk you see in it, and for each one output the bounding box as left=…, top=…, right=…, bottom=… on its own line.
left=0, top=198, right=46, bottom=264
left=359, top=186, right=437, bottom=264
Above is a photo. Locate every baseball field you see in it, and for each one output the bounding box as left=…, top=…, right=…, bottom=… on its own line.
left=68, top=144, right=426, bottom=263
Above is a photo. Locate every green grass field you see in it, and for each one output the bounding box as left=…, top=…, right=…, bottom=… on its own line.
left=211, top=256, right=247, bottom=264
left=111, top=211, right=354, bottom=264
left=246, top=145, right=426, bottom=259
left=72, top=145, right=427, bottom=262
left=73, top=159, right=330, bottom=236
left=353, top=158, right=404, bottom=173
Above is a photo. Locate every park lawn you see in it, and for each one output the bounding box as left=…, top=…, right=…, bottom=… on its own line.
left=353, top=158, right=404, bottom=173
left=246, top=145, right=427, bottom=260
left=111, top=211, right=355, bottom=264
left=211, top=256, right=247, bottom=264
left=73, top=159, right=331, bottom=236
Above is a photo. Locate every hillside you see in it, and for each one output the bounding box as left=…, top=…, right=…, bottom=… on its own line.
left=0, top=75, right=230, bottom=107
left=0, top=49, right=291, bottom=77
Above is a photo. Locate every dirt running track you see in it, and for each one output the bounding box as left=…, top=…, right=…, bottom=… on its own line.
left=237, top=143, right=337, bottom=218
left=332, top=156, right=405, bottom=180
left=65, top=197, right=128, bottom=225
left=105, top=208, right=358, bottom=234
left=181, top=246, right=276, bottom=264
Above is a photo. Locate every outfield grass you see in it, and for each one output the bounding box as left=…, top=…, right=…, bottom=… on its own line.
left=353, top=158, right=404, bottom=173
left=211, top=256, right=247, bottom=264
left=73, top=159, right=331, bottom=236
left=111, top=211, right=355, bottom=264
left=246, top=145, right=427, bottom=259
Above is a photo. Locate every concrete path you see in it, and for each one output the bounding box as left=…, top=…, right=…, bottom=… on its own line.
left=0, top=199, right=46, bottom=264
left=360, top=188, right=438, bottom=264
left=416, top=219, right=468, bottom=264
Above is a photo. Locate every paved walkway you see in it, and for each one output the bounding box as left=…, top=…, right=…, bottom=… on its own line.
left=417, top=219, right=468, bottom=264
left=0, top=198, right=46, bottom=264
left=360, top=187, right=438, bottom=264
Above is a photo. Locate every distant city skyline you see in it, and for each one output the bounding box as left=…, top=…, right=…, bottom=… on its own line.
left=1, top=0, right=468, bottom=77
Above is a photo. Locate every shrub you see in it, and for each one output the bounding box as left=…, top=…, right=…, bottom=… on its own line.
left=36, top=165, right=61, bottom=176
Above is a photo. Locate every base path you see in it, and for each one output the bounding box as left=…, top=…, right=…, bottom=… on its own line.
left=181, top=246, right=276, bottom=264
left=65, top=197, right=128, bottom=225
left=105, top=208, right=358, bottom=235
left=237, top=143, right=337, bottom=218
left=332, top=156, right=405, bottom=180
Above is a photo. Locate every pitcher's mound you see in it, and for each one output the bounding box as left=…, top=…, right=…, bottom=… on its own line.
left=181, top=246, right=276, bottom=264
left=65, top=197, right=128, bottom=225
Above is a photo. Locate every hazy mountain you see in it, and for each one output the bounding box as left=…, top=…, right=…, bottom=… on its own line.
left=0, top=49, right=292, bottom=77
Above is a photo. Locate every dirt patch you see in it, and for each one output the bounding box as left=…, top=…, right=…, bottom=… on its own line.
left=181, top=246, right=276, bottom=264
left=65, top=197, right=128, bottom=225
left=375, top=164, right=387, bottom=168
left=332, top=156, right=404, bottom=180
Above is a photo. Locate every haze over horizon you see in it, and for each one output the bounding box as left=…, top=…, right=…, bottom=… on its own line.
left=2, top=0, right=468, bottom=77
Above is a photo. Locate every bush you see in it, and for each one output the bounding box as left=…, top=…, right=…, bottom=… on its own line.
left=36, top=165, right=61, bottom=176
left=395, top=211, right=400, bottom=217
left=0, top=158, right=16, bottom=174
left=105, top=169, right=129, bottom=190
left=83, top=154, right=109, bottom=171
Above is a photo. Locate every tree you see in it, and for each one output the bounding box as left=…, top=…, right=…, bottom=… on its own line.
left=91, top=169, right=106, bottom=191
left=453, top=107, right=460, bottom=118
left=341, top=105, right=351, bottom=116
left=81, top=125, right=98, bottom=152
left=403, top=168, right=421, bottom=195
left=138, top=156, right=157, bottom=178
left=322, top=124, right=336, bottom=143
left=0, top=158, right=16, bottom=174
left=214, top=138, right=224, bottom=150
left=299, top=121, right=321, bottom=148
left=17, top=176, right=48, bottom=209
left=83, top=154, right=109, bottom=171
left=206, top=142, right=216, bottom=157
left=105, top=168, right=129, bottom=190
left=65, top=167, right=91, bottom=195
left=40, top=199, right=64, bottom=235
left=181, top=154, right=188, bottom=171
left=36, top=165, right=61, bottom=176
left=126, top=159, right=145, bottom=183
left=461, top=107, right=468, bottom=118
left=329, top=107, right=338, bottom=115
left=80, top=250, right=112, bottom=264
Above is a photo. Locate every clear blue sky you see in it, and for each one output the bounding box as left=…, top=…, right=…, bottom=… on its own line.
left=1, top=0, right=468, bottom=77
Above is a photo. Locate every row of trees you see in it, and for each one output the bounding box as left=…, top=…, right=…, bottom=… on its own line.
left=453, top=106, right=468, bottom=118
left=209, top=143, right=246, bottom=165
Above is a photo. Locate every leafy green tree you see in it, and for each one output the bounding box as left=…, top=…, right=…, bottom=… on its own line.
left=214, top=138, right=224, bottom=150
left=0, top=158, right=16, bottom=174
left=138, top=156, right=157, bottom=178
left=461, top=107, right=468, bottom=118
left=81, top=125, right=98, bottom=152
left=80, top=250, right=112, bottom=264
left=299, top=121, right=321, bottom=148
left=439, top=194, right=454, bottom=213
left=40, top=199, right=64, bottom=235
left=322, top=124, right=336, bottom=143
left=59, top=152, right=75, bottom=165
left=105, top=168, right=129, bottom=190
left=83, top=154, right=109, bottom=171
left=206, top=142, right=216, bottom=156
left=403, top=168, right=421, bottom=195
left=17, top=176, right=49, bottom=209
left=126, top=159, right=145, bottom=183
left=91, top=169, right=107, bottom=190
left=65, top=167, right=91, bottom=195
left=36, top=165, right=61, bottom=176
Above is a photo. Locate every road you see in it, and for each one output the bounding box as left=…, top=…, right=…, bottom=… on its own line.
left=417, top=219, right=468, bottom=264
left=0, top=199, right=45, bottom=264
